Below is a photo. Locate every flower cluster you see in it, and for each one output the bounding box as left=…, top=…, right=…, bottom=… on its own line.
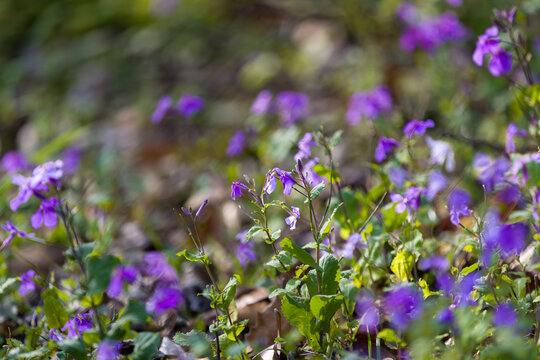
left=473, top=26, right=512, bottom=76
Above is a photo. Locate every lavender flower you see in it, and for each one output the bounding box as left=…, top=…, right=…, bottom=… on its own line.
left=275, top=92, right=309, bottom=125
left=436, top=308, right=454, bottom=324
left=49, top=329, right=65, bottom=342
left=294, top=133, right=316, bottom=162
left=231, top=181, right=249, bottom=200
left=346, top=86, right=392, bottom=125
left=226, top=130, right=246, bottom=157
left=107, top=265, right=139, bottom=298
left=473, top=153, right=510, bottom=192
left=385, top=285, right=423, bottom=331
left=400, top=12, right=465, bottom=53
left=146, top=287, right=184, bottom=315
left=426, top=137, right=455, bottom=172
left=10, top=174, right=45, bottom=211
left=396, top=2, right=417, bottom=24
left=96, top=340, right=121, bottom=360
left=505, top=123, right=527, bottom=153
left=427, top=170, right=447, bottom=201
left=418, top=256, right=449, bottom=273
left=31, top=197, right=60, bottom=229
left=473, top=26, right=512, bottom=77
left=447, top=188, right=471, bottom=225
left=251, top=90, right=273, bottom=115
left=151, top=96, right=174, bottom=124
left=30, top=160, right=63, bottom=188
left=495, top=184, right=521, bottom=204
left=374, top=137, right=400, bottom=163
left=62, top=311, right=94, bottom=338
left=388, top=166, right=410, bottom=187
left=19, top=269, right=36, bottom=296
left=493, top=303, right=517, bottom=328
left=403, top=119, right=434, bottom=139
left=498, top=222, right=528, bottom=257
left=436, top=273, right=454, bottom=296
left=303, top=158, right=324, bottom=186
left=454, top=271, right=481, bottom=307
left=356, top=292, right=380, bottom=332
left=1, top=151, right=30, bottom=174
left=390, top=186, right=423, bottom=214
left=263, top=172, right=277, bottom=195
left=1, top=221, right=33, bottom=251
left=235, top=230, right=256, bottom=267
left=494, top=7, right=517, bottom=25
left=285, top=207, right=300, bottom=230
left=177, top=94, right=204, bottom=117
left=143, top=252, right=179, bottom=287
left=279, top=171, right=297, bottom=195
left=341, top=233, right=367, bottom=259
left=62, top=146, right=82, bottom=175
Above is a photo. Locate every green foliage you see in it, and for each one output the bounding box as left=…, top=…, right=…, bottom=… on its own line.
left=132, top=332, right=161, bottom=360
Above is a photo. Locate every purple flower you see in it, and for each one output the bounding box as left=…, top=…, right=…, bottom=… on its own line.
left=151, top=96, right=174, bottom=124
left=473, top=26, right=512, bottom=77
left=342, top=233, right=367, bottom=259
left=231, top=181, right=249, bottom=200
left=390, top=186, right=423, bottom=214
left=226, top=130, right=246, bottom=157
left=498, top=223, right=528, bottom=257
left=385, top=285, right=423, bottom=331
left=447, top=188, right=471, bottom=225
left=285, top=207, right=300, bottom=230
left=493, top=303, right=517, bottom=328
left=303, top=158, right=324, bottom=186
left=356, top=292, right=380, bottom=332
left=275, top=92, right=309, bottom=125
left=31, top=197, right=60, bottom=229
left=436, top=273, right=454, bottom=296
left=107, top=265, right=139, bottom=298
left=400, top=12, right=465, bottom=53
left=346, top=86, right=392, bottom=125
left=1, top=151, right=30, bottom=174
left=396, top=2, right=417, bottom=24
left=19, top=269, right=36, bottom=296
left=403, top=119, right=435, bottom=139
left=251, top=90, right=273, bottom=115
left=96, top=340, right=121, bottom=360
left=279, top=171, right=297, bottom=195
left=473, top=154, right=510, bottom=192
left=446, top=0, right=462, bottom=6
left=427, top=170, right=447, bottom=201
left=265, top=169, right=297, bottom=196
left=294, top=133, right=316, bottom=162
left=10, top=174, right=45, bottom=211
left=30, top=160, right=63, bottom=188
left=62, top=146, right=82, bottom=175
left=509, top=153, right=540, bottom=185
left=494, top=7, right=517, bottom=25
left=195, top=199, right=208, bottom=218
left=1, top=221, right=33, bottom=251
left=426, top=137, right=455, bottom=172
left=235, top=231, right=256, bottom=267
left=419, top=256, right=449, bottom=273
left=495, top=184, right=521, bottom=204
left=146, top=287, right=184, bottom=315
left=454, top=271, right=481, bottom=307
left=49, top=329, right=65, bottom=342
left=62, top=311, right=94, bottom=338
left=505, top=123, right=527, bottom=153
left=374, top=137, right=400, bottom=163
left=436, top=308, right=454, bottom=324
left=143, top=252, right=179, bottom=287
left=176, top=94, right=204, bottom=117
left=388, top=166, right=410, bottom=187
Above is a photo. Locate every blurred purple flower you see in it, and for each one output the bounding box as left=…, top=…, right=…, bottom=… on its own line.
left=62, top=146, right=82, bottom=175
left=143, top=252, right=179, bottom=287
left=177, top=94, right=204, bottom=117
left=235, top=230, right=256, bottom=267
left=1, top=221, right=33, bottom=251
left=436, top=308, right=454, bottom=324
left=195, top=199, right=208, bottom=218
left=446, top=0, right=462, bottom=6
left=275, top=91, right=309, bottom=125
left=493, top=303, right=517, bottom=328
left=49, top=329, right=65, bottom=342
left=294, top=133, right=316, bottom=162
left=400, top=12, right=465, bottom=53
left=96, top=340, right=121, bottom=360
left=436, top=273, right=454, bottom=296
left=447, top=188, right=471, bottom=225
left=375, top=137, right=399, bottom=163
left=396, top=2, right=418, bottom=24
left=473, top=153, right=509, bottom=192
left=473, top=26, right=512, bottom=76
left=346, top=86, right=392, bottom=125
left=31, top=197, right=60, bottom=229
left=30, top=160, right=63, bottom=188
left=505, top=123, right=527, bottom=153
left=495, top=184, right=521, bottom=204
left=494, top=7, right=517, bottom=25
left=1, top=151, right=30, bottom=174
left=226, top=130, right=246, bottom=157
left=427, top=170, right=447, bottom=201
left=146, top=287, right=184, bottom=315
left=231, top=181, right=249, bottom=200
left=107, top=265, right=139, bottom=298
left=426, top=137, right=455, bottom=172
left=509, top=153, right=540, bottom=185
left=341, top=233, right=367, bottom=259
left=403, top=119, right=434, bottom=139
left=419, top=256, right=449, bottom=273
left=303, top=158, right=324, bottom=186
left=151, top=96, right=174, bottom=124
left=19, top=269, right=36, bottom=296
left=498, top=222, right=528, bottom=257
left=285, top=207, right=300, bottom=230
left=455, top=271, right=481, bottom=307
left=385, top=285, right=423, bottom=331
left=390, top=186, right=423, bottom=214
left=62, top=311, right=94, bottom=338
left=388, top=166, right=410, bottom=187
left=356, top=292, right=380, bottom=332
left=251, top=90, right=273, bottom=115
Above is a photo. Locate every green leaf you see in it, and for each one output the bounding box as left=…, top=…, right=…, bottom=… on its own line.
left=265, top=250, right=292, bottom=272
left=173, top=330, right=212, bottom=358
left=86, top=255, right=119, bottom=295
left=514, top=277, right=530, bottom=299
left=310, top=294, right=343, bottom=333
left=280, top=238, right=321, bottom=271
left=221, top=276, right=238, bottom=309
left=461, top=263, right=478, bottom=276
left=390, top=251, right=413, bottom=282
left=281, top=295, right=319, bottom=350
left=318, top=204, right=342, bottom=242
left=320, top=254, right=340, bottom=295
left=307, top=181, right=326, bottom=201
left=132, top=332, right=161, bottom=360
left=340, top=279, right=359, bottom=318
left=329, top=130, right=343, bottom=148
left=0, top=278, right=18, bottom=296
left=313, top=164, right=341, bottom=183
left=58, top=338, right=88, bottom=360
left=246, top=225, right=263, bottom=240
left=43, top=289, right=68, bottom=329
left=176, top=249, right=211, bottom=265
left=377, top=328, right=406, bottom=347
left=64, top=242, right=95, bottom=262
left=117, top=300, right=149, bottom=325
